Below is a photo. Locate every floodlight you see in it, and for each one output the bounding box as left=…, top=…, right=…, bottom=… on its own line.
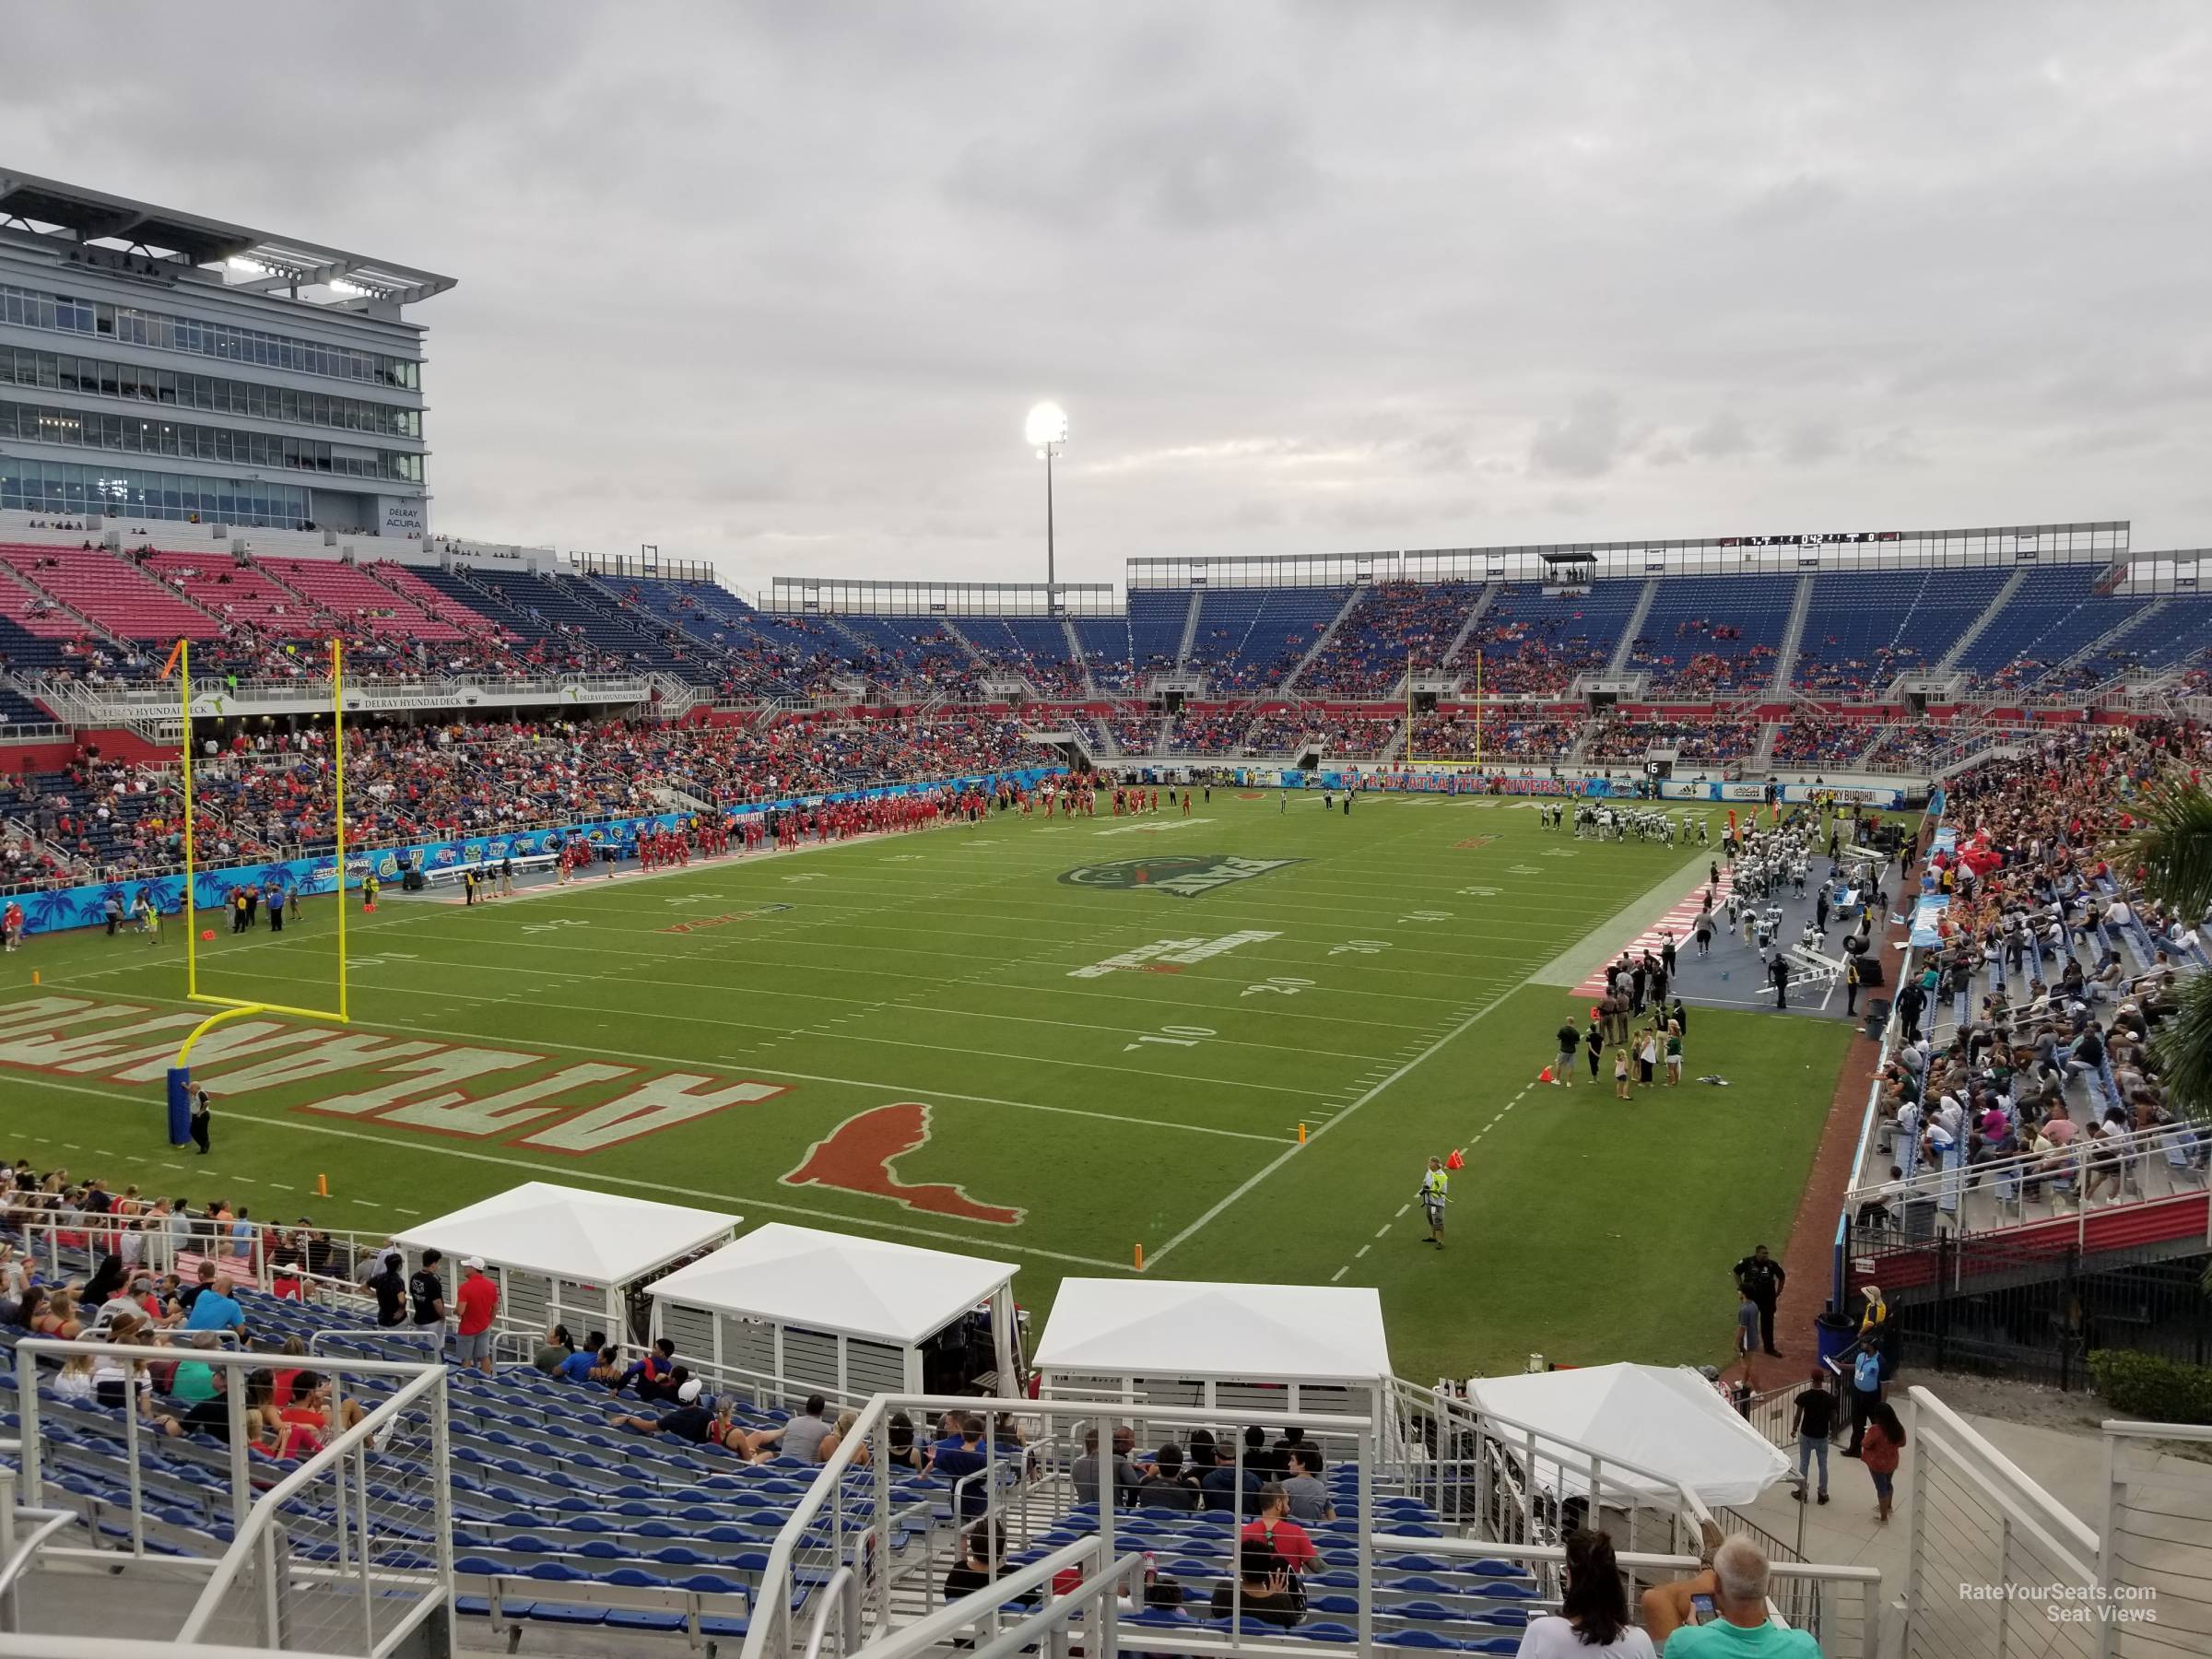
left=1025, top=402, right=1069, bottom=452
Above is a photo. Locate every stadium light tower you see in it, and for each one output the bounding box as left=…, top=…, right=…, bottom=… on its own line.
left=1025, top=402, right=1068, bottom=595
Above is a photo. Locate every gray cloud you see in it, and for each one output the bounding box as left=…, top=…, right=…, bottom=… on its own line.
left=0, top=0, right=2206, bottom=591
left=1530, top=394, right=1632, bottom=478
left=947, top=97, right=1321, bottom=233
left=1685, top=413, right=1755, bottom=461
left=1783, top=421, right=1845, bottom=466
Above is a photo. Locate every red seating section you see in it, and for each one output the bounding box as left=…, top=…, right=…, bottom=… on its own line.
left=0, top=571, right=88, bottom=640
left=0, top=544, right=221, bottom=641
left=143, top=553, right=326, bottom=638
left=260, top=558, right=461, bottom=641
left=371, top=561, right=503, bottom=639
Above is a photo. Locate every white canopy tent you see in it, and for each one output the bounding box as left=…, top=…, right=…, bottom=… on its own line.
left=1465, top=1362, right=1793, bottom=1508
left=1033, top=1278, right=1394, bottom=1420
left=394, top=1182, right=739, bottom=1347
left=648, top=1223, right=1019, bottom=1406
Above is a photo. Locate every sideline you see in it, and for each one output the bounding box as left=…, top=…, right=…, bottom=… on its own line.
left=1528, top=844, right=1711, bottom=988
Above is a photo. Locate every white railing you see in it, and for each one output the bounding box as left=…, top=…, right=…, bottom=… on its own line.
left=1385, top=1377, right=1714, bottom=1557
left=173, top=1363, right=451, bottom=1655
left=2100, top=1417, right=2212, bottom=1655
left=1901, top=1384, right=2102, bottom=1659
left=1847, top=1121, right=2209, bottom=1233
left=10, top=1336, right=448, bottom=1654
left=736, top=1395, right=1384, bottom=1659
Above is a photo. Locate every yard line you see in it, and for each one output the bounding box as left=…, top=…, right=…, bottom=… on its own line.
left=3, top=1070, right=1140, bottom=1271
left=783, top=1028, right=1341, bottom=1100
left=985, top=970, right=1511, bottom=1014
left=0, top=982, right=1285, bottom=1145
left=187, top=965, right=1346, bottom=1101
left=1140, top=971, right=1525, bottom=1271
left=265, top=944, right=1407, bottom=1060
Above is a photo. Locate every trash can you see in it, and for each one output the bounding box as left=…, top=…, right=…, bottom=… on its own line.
left=1815, top=1309, right=1857, bottom=1374
left=1900, top=1194, right=1938, bottom=1241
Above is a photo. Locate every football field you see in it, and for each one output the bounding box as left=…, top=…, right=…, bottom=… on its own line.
left=0, top=792, right=1851, bottom=1381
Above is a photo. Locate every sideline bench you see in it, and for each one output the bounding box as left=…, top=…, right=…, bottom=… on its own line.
left=421, top=853, right=561, bottom=888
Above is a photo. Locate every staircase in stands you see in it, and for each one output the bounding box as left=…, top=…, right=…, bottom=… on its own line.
left=1765, top=574, right=1818, bottom=694
left=1059, top=616, right=1098, bottom=696
left=1280, top=586, right=1367, bottom=695
left=1173, top=591, right=1204, bottom=669
left=1934, top=565, right=2032, bottom=673
left=2050, top=598, right=2171, bottom=684
left=1603, top=579, right=1661, bottom=676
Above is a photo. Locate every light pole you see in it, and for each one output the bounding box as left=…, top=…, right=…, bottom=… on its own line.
left=1025, top=403, right=1068, bottom=600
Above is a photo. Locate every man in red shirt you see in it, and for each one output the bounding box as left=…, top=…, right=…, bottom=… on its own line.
left=453, top=1257, right=500, bottom=1377
left=1241, top=1484, right=1324, bottom=1575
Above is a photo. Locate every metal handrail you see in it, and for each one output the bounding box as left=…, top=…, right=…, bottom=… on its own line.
left=1908, top=1385, right=2100, bottom=1564
left=173, top=1361, right=448, bottom=1643
left=735, top=1395, right=1375, bottom=1659
left=0, top=1508, right=75, bottom=1622
left=1845, top=1120, right=2199, bottom=1207
left=801, top=1564, right=859, bottom=1659
left=1390, top=1374, right=1715, bottom=1524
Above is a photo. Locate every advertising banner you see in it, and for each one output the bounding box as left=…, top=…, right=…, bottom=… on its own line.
left=15, top=767, right=1056, bottom=939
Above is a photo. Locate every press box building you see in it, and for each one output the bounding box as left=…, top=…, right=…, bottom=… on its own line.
left=0, top=168, right=447, bottom=538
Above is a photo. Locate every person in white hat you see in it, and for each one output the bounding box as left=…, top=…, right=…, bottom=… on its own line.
left=453, top=1257, right=499, bottom=1377
left=612, top=1371, right=727, bottom=1445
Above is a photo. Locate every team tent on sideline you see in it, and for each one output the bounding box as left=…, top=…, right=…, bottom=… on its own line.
left=394, top=1181, right=740, bottom=1349
left=1465, top=1361, right=1794, bottom=1508
left=647, top=1223, right=1019, bottom=1406
left=1032, top=1277, right=1394, bottom=1423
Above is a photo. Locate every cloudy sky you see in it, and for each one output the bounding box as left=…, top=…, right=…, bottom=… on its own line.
left=6, top=3, right=2207, bottom=594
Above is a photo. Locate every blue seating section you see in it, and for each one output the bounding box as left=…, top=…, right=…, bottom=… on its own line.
left=1184, top=586, right=1350, bottom=691
left=1952, top=567, right=2120, bottom=690
left=0, top=1287, right=895, bottom=1641
left=0, top=616, right=77, bottom=679
left=453, top=569, right=700, bottom=679
left=1300, top=582, right=1488, bottom=695
left=0, top=1260, right=1551, bottom=1653
left=2077, top=594, right=2212, bottom=685
left=1025, top=1500, right=1540, bottom=1648
left=582, top=576, right=859, bottom=697
left=1793, top=568, right=2009, bottom=693
left=1629, top=574, right=1796, bottom=695
left=829, top=615, right=975, bottom=691
left=1077, top=592, right=1187, bottom=688
left=1458, top=582, right=1643, bottom=694
left=194, top=562, right=2198, bottom=706
left=0, top=677, right=54, bottom=726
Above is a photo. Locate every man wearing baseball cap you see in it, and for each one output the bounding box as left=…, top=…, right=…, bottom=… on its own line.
left=454, top=1257, right=500, bottom=1378
left=613, top=1372, right=723, bottom=1444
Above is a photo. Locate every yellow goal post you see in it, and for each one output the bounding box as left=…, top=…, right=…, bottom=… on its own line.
left=165, top=637, right=350, bottom=1140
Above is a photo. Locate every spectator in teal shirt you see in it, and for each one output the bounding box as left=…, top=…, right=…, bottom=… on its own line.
left=183, top=1277, right=244, bottom=1337
left=1662, top=1536, right=1818, bottom=1656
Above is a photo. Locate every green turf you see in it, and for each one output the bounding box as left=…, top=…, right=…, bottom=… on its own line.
left=0, top=791, right=1848, bottom=1381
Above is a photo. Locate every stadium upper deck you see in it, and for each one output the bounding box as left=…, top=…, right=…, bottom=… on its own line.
left=0, top=512, right=2204, bottom=715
